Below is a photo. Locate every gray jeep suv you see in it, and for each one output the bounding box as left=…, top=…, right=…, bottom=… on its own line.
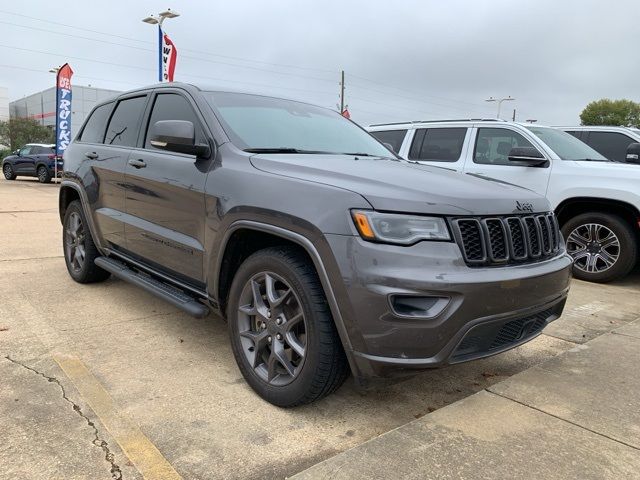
left=59, top=83, right=572, bottom=406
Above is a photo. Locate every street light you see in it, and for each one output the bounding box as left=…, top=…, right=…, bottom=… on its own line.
left=485, top=96, right=515, bottom=119
left=142, top=8, right=180, bottom=81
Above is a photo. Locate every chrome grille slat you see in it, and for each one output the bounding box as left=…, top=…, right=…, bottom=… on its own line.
left=452, top=213, right=561, bottom=267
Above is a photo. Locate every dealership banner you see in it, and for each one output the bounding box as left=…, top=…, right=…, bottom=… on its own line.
left=55, top=63, right=73, bottom=156
left=160, top=27, right=177, bottom=82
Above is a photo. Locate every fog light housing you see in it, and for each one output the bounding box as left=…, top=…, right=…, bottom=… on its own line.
left=390, top=295, right=449, bottom=318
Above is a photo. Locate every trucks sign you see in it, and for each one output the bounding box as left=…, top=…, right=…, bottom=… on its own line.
left=55, top=63, right=73, bottom=156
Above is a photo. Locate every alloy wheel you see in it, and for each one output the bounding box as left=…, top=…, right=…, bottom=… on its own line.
left=3, top=164, right=12, bottom=179
left=38, top=167, right=47, bottom=182
left=237, top=271, right=307, bottom=386
left=566, top=223, right=620, bottom=274
left=65, top=211, right=86, bottom=273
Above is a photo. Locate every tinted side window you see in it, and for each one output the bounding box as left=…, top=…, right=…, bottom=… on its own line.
left=79, top=103, right=113, bottom=144
left=474, top=128, right=535, bottom=166
left=105, top=96, right=147, bottom=147
left=369, top=130, right=407, bottom=154
left=145, top=93, right=203, bottom=149
left=408, top=128, right=466, bottom=162
left=19, top=146, right=32, bottom=155
left=30, top=146, right=43, bottom=155
left=565, top=130, right=582, bottom=140
left=586, top=132, right=634, bottom=163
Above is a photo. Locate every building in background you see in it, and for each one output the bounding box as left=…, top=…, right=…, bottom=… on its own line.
left=0, top=87, right=9, bottom=122
left=9, top=85, right=120, bottom=137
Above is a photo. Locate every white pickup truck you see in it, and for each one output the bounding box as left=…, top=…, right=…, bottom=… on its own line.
left=369, top=119, right=640, bottom=283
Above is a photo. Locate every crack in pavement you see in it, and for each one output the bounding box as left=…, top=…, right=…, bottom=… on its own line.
left=4, top=355, right=123, bottom=480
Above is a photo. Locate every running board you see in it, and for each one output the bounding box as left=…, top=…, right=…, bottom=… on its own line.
left=94, top=256, right=210, bottom=318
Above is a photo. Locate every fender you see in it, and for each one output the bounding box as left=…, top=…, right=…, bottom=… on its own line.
left=59, top=179, right=106, bottom=254
left=214, top=220, right=359, bottom=376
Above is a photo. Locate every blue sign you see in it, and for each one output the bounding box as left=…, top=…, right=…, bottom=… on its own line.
left=55, top=63, right=73, bottom=156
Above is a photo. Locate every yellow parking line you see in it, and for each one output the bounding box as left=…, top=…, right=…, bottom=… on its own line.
left=53, top=354, right=183, bottom=480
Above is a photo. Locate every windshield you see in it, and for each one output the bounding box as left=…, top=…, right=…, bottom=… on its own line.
left=525, top=126, right=608, bottom=161
left=204, top=92, right=393, bottom=157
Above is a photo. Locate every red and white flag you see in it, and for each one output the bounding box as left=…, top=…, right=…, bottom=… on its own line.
left=161, top=32, right=177, bottom=82
left=341, top=108, right=351, bottom=119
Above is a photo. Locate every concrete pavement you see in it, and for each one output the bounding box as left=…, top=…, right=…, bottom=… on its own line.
left=292, top=320, right=640, bottom=479
left=2, top=178, right=639, bottom=480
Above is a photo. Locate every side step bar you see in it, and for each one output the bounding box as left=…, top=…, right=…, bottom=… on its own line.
left=94, top=256, right=210, bottom=318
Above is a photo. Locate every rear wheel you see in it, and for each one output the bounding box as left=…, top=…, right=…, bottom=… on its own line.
left=562, top=212, right=637, bottom=283
left=228, top=247, right=349, bottom=407
left=3, top=164, right=16, bottom=180
left=63, top=200, right=110, bottom=283
left=37, top=165, right=51, bottom=183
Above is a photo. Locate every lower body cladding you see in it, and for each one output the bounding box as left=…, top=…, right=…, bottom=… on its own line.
left=325, top=234, right=573, bottom=378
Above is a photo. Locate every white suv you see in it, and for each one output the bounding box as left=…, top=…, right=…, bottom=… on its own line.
left=557, top=126, right=640, bottom=164
left=368, top=119, right=640, bottom=283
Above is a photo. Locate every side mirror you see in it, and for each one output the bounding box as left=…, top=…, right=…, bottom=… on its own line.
left=508, top=147, right=548, bottom=166
left=14, top=149, right=20, bottom=156
left=625, top=142, right=640, bottom=164
left=149, top=120, right=210, bottom=158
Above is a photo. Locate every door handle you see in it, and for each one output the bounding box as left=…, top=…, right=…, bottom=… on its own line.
left=85, top=151, right=99, bottom=160
left=128, top=158, right=147, bottom=169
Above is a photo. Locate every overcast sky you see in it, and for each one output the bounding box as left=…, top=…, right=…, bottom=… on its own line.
left=0, top=0, right=637, bottom=126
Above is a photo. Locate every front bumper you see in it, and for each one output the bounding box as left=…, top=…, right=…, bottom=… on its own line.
left=325, top=235, right=572, bottom=378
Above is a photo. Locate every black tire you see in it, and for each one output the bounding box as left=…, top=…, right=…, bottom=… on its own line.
left=227, top=246, right=349, bottom=407
left=37, top=165, right=51, bottom=184
left=63, top=200, right=110, bottom=284
left=561, top=212, right=637, bottom=283
left=3, top=163, right=16, bottom=180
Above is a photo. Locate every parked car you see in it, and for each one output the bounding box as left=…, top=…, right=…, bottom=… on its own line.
left=558, top=126, right=640, bottom=164
left=369, top=119, right=640, bottom=283
left=2, top=143, right=63, bottom=183
left=59, top=84, right=571, bottom=406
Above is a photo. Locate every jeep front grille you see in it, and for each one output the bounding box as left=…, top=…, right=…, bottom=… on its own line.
left=452, top=213, right=561, bottom=266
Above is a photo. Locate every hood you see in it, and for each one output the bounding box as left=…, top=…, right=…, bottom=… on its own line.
left=250, top=154, right=551, bottom=216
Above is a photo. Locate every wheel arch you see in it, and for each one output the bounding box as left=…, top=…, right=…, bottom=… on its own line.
left=555, top=197, right=640, bottom=234
left=214, top=221, right=358, bottom=374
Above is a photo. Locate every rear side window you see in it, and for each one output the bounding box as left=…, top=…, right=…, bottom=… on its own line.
left=80, top=103, right=113, bottom=144
left=474, top=128, right=535, bottom=166
left=30, top=146, right=43, bottom=154
left=565, top=130, right=583, bottom=140
left=409, top=128, right=466, bottom=162
left=369, top=130, right=407, bottom=154
left=105, top=96, right=147, bottom=147
left=144, top=93, right=204, bottom=149
left=586, top=132, right=635, bottom=163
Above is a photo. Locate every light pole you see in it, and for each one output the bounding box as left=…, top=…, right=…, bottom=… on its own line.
left=142, top=9, right=180, bottom=82
left=485, top=96, right=515, bottom=119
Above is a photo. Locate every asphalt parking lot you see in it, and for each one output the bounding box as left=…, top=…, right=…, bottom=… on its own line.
left=2, top=178, right=639, bottom=480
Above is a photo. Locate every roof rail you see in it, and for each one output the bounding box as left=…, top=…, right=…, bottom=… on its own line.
left=369, top=118, right=506, bottom=127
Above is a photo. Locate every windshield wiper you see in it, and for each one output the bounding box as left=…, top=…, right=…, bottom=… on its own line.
left=243, top=147, right=329, bottom=154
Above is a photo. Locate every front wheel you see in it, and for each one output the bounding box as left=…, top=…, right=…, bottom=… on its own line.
left=37, top=165, right=51, bottom=183
left=561, top=212, right=637, bottom=283
left=227, top=247, right=349, bottom=407
left=3, top=164, right=16, bottom=180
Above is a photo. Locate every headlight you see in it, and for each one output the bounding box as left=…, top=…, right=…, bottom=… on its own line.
left=351, top=210, right=451, bottom=245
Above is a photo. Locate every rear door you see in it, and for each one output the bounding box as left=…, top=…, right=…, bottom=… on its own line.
left=122, top=89, right=211, bottom=286
left=405, top=126, right=470, bottom=170
left=462, top=126, right=552, bottom=196
left=75, top=94, right=148, bottom=250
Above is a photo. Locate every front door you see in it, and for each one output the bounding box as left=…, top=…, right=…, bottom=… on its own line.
left=463, top=127, right=552, bottom=196
left=15, top=145, right=35, bottom=174
left=123, top=91, right=211, bottom=286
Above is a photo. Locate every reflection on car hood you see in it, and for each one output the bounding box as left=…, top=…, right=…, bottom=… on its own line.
left=250, top=154, right=551, bottom=215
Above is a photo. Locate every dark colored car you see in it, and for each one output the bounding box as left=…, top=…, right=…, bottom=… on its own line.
left=59, top=83, right=572, bottom=407
left=2, top=143, right=63, bottom=183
